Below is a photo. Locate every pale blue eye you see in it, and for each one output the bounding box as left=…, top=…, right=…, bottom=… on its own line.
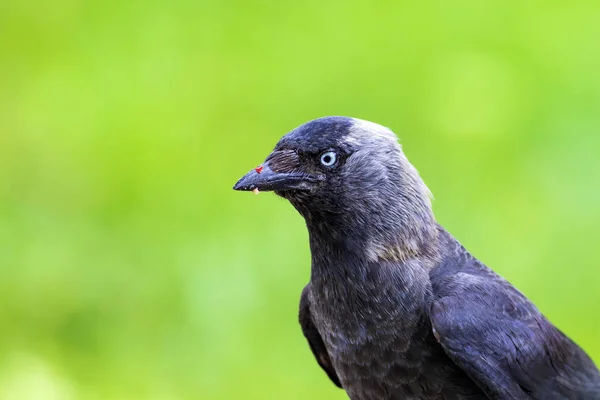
left=320, top=151, right=337, bottom=167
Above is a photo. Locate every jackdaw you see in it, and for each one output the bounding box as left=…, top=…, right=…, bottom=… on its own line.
left=233, top=116, right=600, bottom=400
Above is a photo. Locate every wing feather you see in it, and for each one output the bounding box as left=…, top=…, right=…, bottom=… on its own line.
left=429, top=254, right=600, bottom=400
left=299, top=285, right=342, bottom=388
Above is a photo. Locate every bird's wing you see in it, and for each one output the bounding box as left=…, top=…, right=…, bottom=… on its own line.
left=429, top=254, right=600, bottom=400
left=299, top=284, right=342, bottom=388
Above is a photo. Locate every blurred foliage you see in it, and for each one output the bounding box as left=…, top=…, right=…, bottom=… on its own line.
left=1, top=0, right=600, bottom=399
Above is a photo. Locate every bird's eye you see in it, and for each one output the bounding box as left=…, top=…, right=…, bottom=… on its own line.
left=320, top=151, right=337, bottom=167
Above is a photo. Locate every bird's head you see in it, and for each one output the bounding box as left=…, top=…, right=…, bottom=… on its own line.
left=234, top=116, right=438, bottom=261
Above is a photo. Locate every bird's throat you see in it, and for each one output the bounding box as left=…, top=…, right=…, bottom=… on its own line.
left=304, top=209, right=440, bottom=272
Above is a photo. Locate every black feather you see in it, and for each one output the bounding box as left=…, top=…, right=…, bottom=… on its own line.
left=299, top=285, right=343, bottom=388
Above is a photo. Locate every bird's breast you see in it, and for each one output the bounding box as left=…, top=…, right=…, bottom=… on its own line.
left=308, top=270, right=431, bottom=379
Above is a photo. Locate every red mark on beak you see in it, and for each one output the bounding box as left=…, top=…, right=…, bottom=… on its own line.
left=254, top=165, right=264, bottom=173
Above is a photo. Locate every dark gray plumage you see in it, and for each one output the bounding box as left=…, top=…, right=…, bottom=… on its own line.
left=233, top=116, right=600, bottom=400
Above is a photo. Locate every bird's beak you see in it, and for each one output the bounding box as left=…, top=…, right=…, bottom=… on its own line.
left=233, top=151, right=322, bottom=192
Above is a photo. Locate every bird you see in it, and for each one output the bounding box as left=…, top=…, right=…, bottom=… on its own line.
left=233, top=116, right=600, bottom=400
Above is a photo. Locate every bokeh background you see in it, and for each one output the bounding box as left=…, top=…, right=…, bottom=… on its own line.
left=1, top=0, right=600, bottom=399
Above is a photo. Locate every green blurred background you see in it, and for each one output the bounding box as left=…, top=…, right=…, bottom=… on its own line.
left=1, top=0, right=599, bottom=399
